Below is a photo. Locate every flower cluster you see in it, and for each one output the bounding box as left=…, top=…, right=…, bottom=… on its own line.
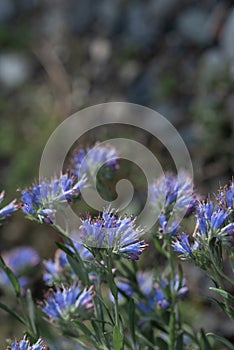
left=113, top=272, right=188, bottom=312
left=80, top=208, right=148, bottom=260
left=0, top=246, right=40, bottom=291
left=0, top=191, right=18, bottom=224
left=72, top=142, right=119, bottom=181
left=42, top=283, right=94, bottom=322
left=173, top=195, right=234, bottom=268
left=21, top=173, right=86, bottom=224
left=8, top=337, right=46, bottom=350
left=149, top=171, right=196, bottom=215
left=216, top=179, right=234, bottom=209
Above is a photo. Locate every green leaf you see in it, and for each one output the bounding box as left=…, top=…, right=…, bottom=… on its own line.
left=107, top=273, right=118, bottom=300
left=26, top=289, right=37, bottom=336
left=66, top=254, right=89, bottom=285
left=200, top=329, right=212, bottom=350
left=0, top=256, right=20, bottom=296
left=207, top=333, right=234, bottom=350
left=210, top=287, right=234, bottom=304
left=113, top=325, right=123, bottom=350
left=128, top=298, right=136, bottom=345
left=0, top=301, right=26, bottom=325
left=175, top=333, right=183, bottom=350
left=136, top=331, right=157, bottom=349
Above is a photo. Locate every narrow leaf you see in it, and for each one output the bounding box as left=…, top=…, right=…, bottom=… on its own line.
left=207, top=333, right=234, bottom=350
left=0, top=301, right=25, bottom=325
left=26, top=289, right=37, bottom=336
left=210, top=287, right=234, bottom=304
left=113, top=325, right=123, bottom=350
left=0, top=256, right=20, bottom=296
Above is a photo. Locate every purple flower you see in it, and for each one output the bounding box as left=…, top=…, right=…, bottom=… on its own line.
left=149, top=171, right=195, bottom=214
left=196, top=201, right=230, bottom=235
left=42, top=284, right=94, bottom=321
left=72, top=142, right=119, bottom=179
left=172, top=233, right=197, bottom=256
left=80, top=208, right=148, bottom=260
left=158, top=213, right=179, bottom=237
left=0, top=247, right=40, bottom=290
left=21, top=173, right=87, bottom=224
left=217, top=180, right=234, bottom=209
left=0, top=191, right=18, bottom=223
left=9, top=337, right=46, bottom=350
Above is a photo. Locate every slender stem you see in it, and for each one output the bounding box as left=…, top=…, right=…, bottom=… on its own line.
left=168, top=243, right=176, bottom=350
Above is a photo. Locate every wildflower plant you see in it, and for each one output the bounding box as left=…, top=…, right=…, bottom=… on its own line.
left=0, top=141, right=234, bottom=350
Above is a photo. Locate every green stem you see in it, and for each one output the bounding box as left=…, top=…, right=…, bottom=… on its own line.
left=168, top=243, right=176, bottom=350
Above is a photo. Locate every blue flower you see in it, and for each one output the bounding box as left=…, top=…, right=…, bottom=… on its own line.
left=21, top=173, right=87, bottom=224
left=0, top=247, right=40, bottom=291
left=80, top=208, right=148, bottom=260
left=42, top=283, right=94, bottom=321
left=72, top=142, right=119, bottom=180
left=10, top=337, right=46, bottom=350
left=196, top=201, right=230, bottom=235
left=217, top=180, right=234, bottom=209
left=158, top=213, right=179, bottom=237
left=0, top=191, right=18, bottom=223
left=172, top=233, right=194, bottom=255
left=149, top=171, right=195, bottom=214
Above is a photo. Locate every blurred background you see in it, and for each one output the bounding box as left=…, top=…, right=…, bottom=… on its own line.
left=0, top=0, right=234, bottom=347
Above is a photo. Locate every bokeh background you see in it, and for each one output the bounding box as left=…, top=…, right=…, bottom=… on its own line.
left=0, top=0, right=234, bottom=347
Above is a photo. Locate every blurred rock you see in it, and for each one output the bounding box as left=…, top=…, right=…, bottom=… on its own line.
left=199, top=48, right=225, bottom=78
left=97, top=0, right=120, bottom=34
left=119, top=61, right=141, bottom=85
left=0, top=53, right=32, bottom=89
left=150, top=0, right=178, bottom=18
left=177, top=8, right=212, bottom=45
left=89, top=38, right=111, bottom=63
left=0, top=0, right=14, bottom=23
left=124, top=3, right=158, bottom=47
left=156, top=102, right=182, bottom=125
left=221, top=8, right=234, bottom=60
left=128, top=68, right=156, bottom=106
left=69, top=0, right=97, bottom=34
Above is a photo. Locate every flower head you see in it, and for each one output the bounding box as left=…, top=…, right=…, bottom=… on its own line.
left=72, top=142, right=119, bottom=180
left=0, top=191, right=18, bottom=223
left=42, top=283, right=94, bottom=321
left=196, top=201, right=230, bottom=235
left=217, top=180, right=234, bottom=209
left=9, top=337, right=46, bottom=350
left=149, top=171, right=195, bottom=215
left=80, top=208, right=148, bottom=260
left=172, top=233, right=197, bottom=256
left=158, top=213, right=179, bottom=237
left=21, top=173, right=86, bottom=224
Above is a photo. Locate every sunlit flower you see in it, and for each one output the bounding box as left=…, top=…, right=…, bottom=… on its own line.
left=42, top=283, right=94, bottom=321
left=21, top=173, right=87, bottom=224
left=80, top=208, right=148, bottom=260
